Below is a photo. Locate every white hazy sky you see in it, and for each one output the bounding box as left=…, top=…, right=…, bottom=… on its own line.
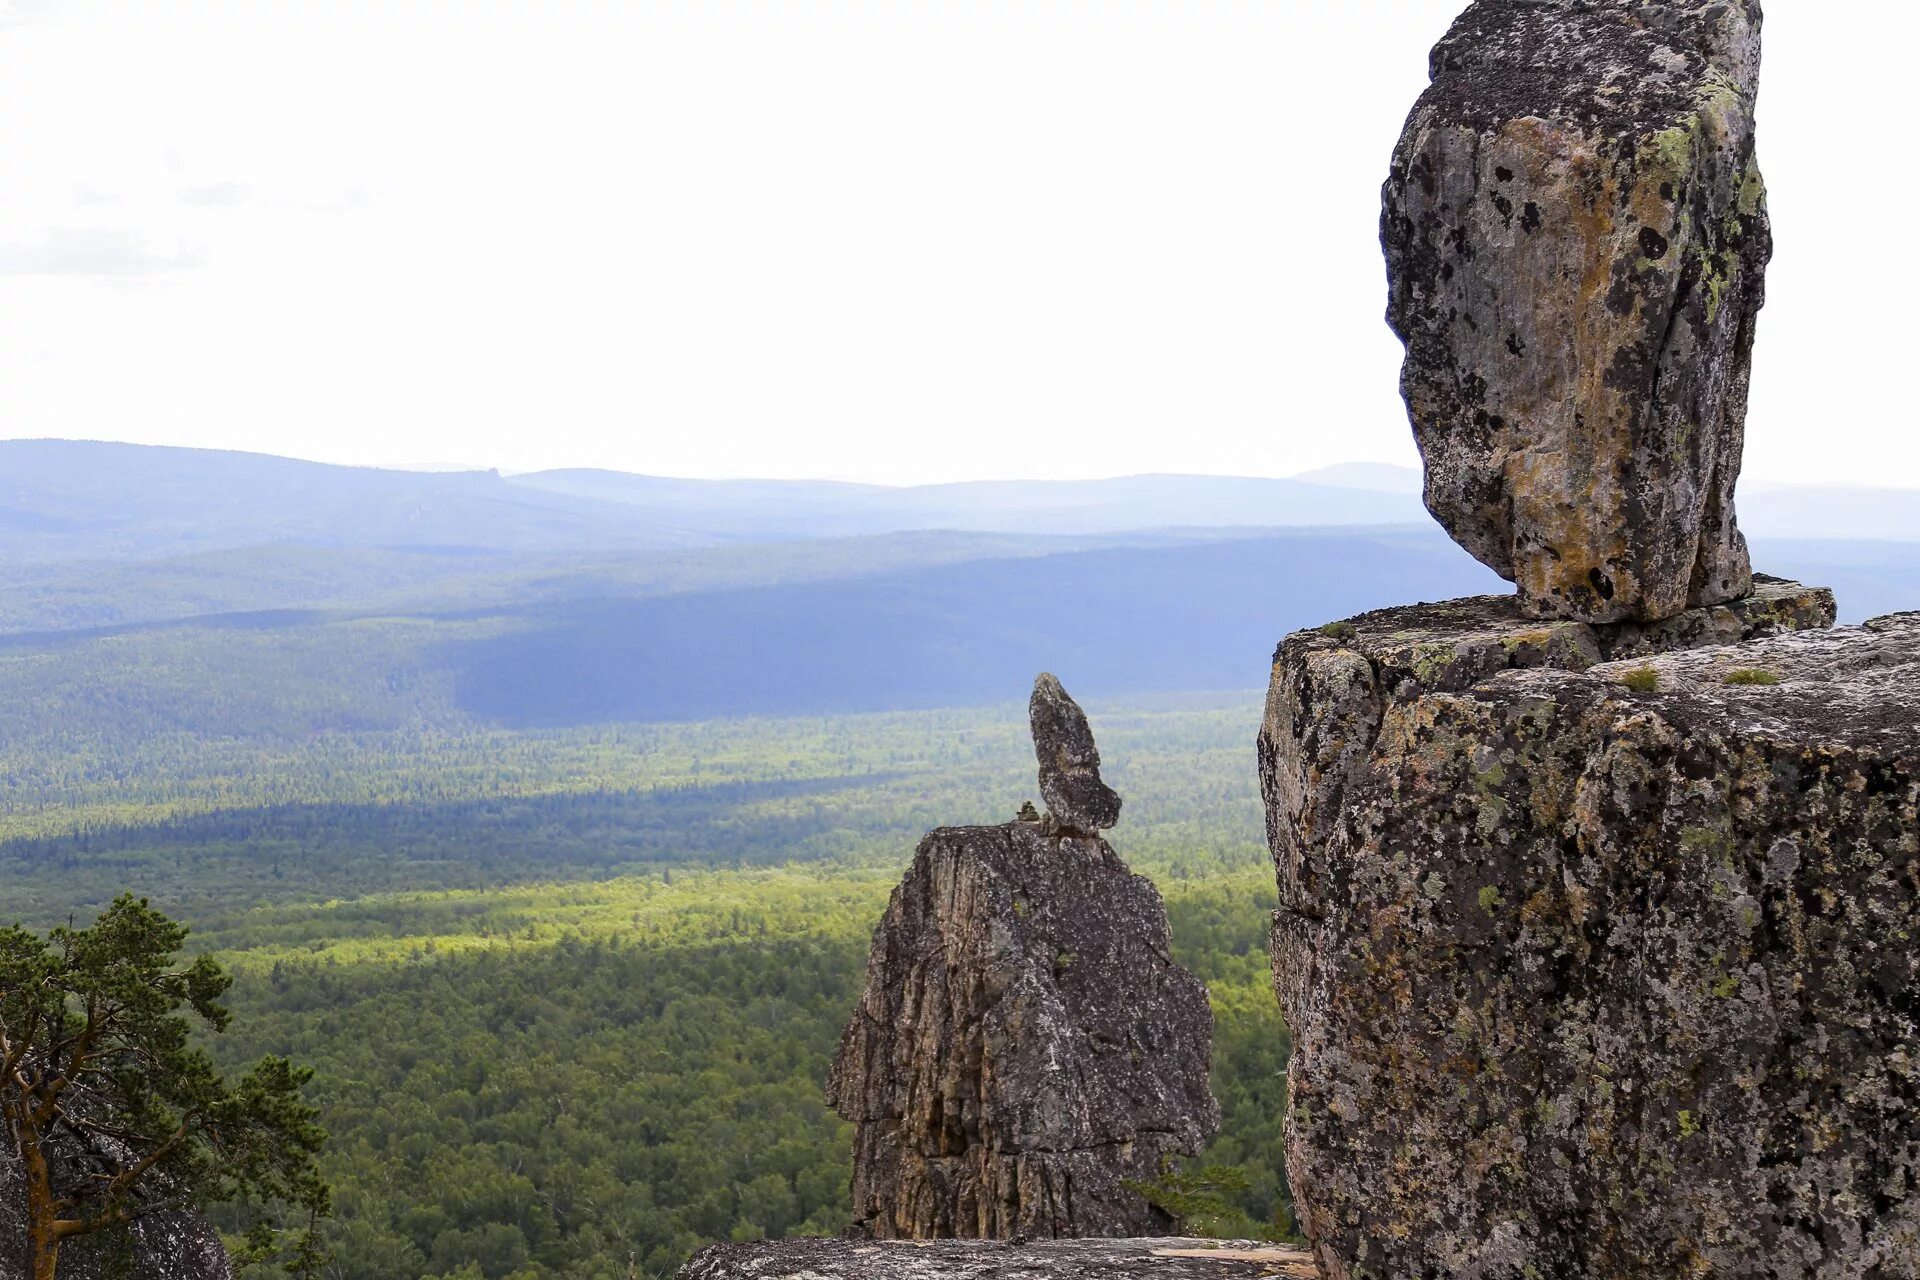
left=0, top=1, right=1908, bottom=486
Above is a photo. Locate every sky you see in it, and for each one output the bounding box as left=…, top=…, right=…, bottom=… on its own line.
left=0, top=1, right=1908, bottom=487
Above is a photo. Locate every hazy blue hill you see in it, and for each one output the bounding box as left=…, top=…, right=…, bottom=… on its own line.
left=2, top=525, right=1910, bottom=748
left=5, top=443, right=1913, bottom=566
left=0, top=528, right=1501, bottom=753
left=0, top=528, right=1292, bottom=636
left=1750, top=537, right=1920, bottom=624
left=507, top=467, right=1432, bottom=536
left=0, top=544, right=528, bottom=634
left=0, top=439, right=717, bottom=561
left=511, top=469, right=894, bottom=537
left=449, top=528, right=1503, bottom=724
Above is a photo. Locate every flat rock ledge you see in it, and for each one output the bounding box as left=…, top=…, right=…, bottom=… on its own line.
left=676, top=1237, right=1317, bottom=1279
left=1263, top=590, right=1920, bottom=1277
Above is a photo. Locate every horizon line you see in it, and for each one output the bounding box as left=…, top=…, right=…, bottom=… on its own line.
left=1, top=435, right=1914, bottom=495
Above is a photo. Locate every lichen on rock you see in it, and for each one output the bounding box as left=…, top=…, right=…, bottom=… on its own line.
left=1262, top=594, right=1920, bottom=1277
left=1384, top=0, right=1772, bottom=622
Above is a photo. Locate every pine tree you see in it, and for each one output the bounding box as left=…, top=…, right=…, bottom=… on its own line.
left=0, top=896, right=330, bottom=1280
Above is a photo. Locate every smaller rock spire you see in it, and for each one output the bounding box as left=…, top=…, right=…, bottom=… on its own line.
left=1028, top=674, right=1120, bottom=835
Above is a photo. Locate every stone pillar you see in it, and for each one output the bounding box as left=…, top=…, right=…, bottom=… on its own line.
left=1263, top=588, right=1920, bottom=1276
left=827, top=677, right=1218, bottom=1240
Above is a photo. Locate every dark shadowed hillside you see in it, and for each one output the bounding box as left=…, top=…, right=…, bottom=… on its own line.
left=448, top=531, right=1505, bottom=724
left=0, top=529, right=1504, bottom=740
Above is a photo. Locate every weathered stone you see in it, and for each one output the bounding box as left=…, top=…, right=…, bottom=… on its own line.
left=1262, top=595, right=1920, bottom=1278
left=1, top=1146, right=232, bottom=1280
left=826, top=820, right=1218, bottom=1240
left=676, top=1237, right=1317, bottom=1279
left=1384, top=0, right=1771, bottom=622
left=1030, top=674, right=1122, bottom=834
left=1263, top=577, right=1831, bottom=921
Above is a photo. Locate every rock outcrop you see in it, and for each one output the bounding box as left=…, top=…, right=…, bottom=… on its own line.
left=1263, top=593, right=1920, bottom=1277
left=1, top=1147, right=232, bottom=1280
left=678, top=1237, right=1316, bottom=1279
left=1030, top=674, right=1122, bottom=834
left=1385, top=0, right=1771, bottom=622
left=826, top=681, right=1216, bottom=1240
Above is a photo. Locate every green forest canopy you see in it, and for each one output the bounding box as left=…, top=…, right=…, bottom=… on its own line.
left=8, top=697, right=1294, bottom=1279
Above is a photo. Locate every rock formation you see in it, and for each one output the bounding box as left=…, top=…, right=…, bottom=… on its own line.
left=679, top=1237, right=1317, bottom=1279
left=1030, top=673, right=1122, bottom=834
left=1385, top=0, right=1770, bottom=622
left=1, top=1146, right=232, bottom=1280
left=1269, top=4, right=1920, bottom=1272
left=1263, top=591, right=1920, bottom=1276
left=826, top=677, right=1217, bottom=1240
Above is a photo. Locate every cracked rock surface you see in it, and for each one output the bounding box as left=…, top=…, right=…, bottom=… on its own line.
left=676, top=1237, right=1317, bottom=1279
left=1262, top=590, right=1920, bottom=1278
left=826, top=820, right=1217, bottom=1241
left=1030, top=674, right=1122, bottom=835
left=1385, top=0, right=1771, bottom=621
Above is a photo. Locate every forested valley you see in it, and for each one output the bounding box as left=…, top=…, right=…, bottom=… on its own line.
left=9, top=444, right=1916, bottom=1278
left=9, top=696, right=1291, bottom=1279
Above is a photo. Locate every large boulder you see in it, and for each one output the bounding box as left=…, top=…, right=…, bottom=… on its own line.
left=1260, top=589, right=1920, bottom=1277
left=826, top=817, right=1218, bottom=1240
left=1384, top=0, right=1771, bottom=622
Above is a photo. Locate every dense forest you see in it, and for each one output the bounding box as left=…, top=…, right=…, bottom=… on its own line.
left=3, top=696, right=1266, bottom=921
left=9, top=698, right=1291, bottom=1278
left=195, top=870, right=1289, bottom=1280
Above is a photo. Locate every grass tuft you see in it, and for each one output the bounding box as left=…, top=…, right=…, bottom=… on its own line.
left=1621, top=667, right=1661, bottom=693
left=1722, top=668, right=1781, bottom=686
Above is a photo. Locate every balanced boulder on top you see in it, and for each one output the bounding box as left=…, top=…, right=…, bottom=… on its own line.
left=1029, top=673, right=1122, bottom=834
left=1384, top=0, right=1771, bottom=622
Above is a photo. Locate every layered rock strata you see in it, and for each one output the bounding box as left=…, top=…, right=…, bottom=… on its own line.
left=827, top=681, right=1217, bottom=1240
left=1262, top=590, right=1920, bottom=1278
left=677, top=1237, right=1317, bottom=1279
left=1385, top=0, right=1771, bottom=622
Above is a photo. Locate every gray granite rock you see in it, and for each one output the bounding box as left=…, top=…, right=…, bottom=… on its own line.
left=826, top=820, right=1217, bottom=1240
left=1030, top=674, right=1122, bottom=834
left=1385, top=0, right=1771, bottom=622
left=1, top=1146, right=232, bottom=1280
left=677, top=1237, right=1317, bottom=1279
left=1262, top=592, right=1920, bottom=1278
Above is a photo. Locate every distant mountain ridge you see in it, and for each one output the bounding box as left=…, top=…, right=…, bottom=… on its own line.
left=503, top=468, right=1433, bottom=537
left=0, top=439, right=713, bottom=562
left=6, top=441, right=1909, bottom=562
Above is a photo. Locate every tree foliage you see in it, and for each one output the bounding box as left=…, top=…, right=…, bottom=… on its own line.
left=0, top=896, right=330, bottom=1280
